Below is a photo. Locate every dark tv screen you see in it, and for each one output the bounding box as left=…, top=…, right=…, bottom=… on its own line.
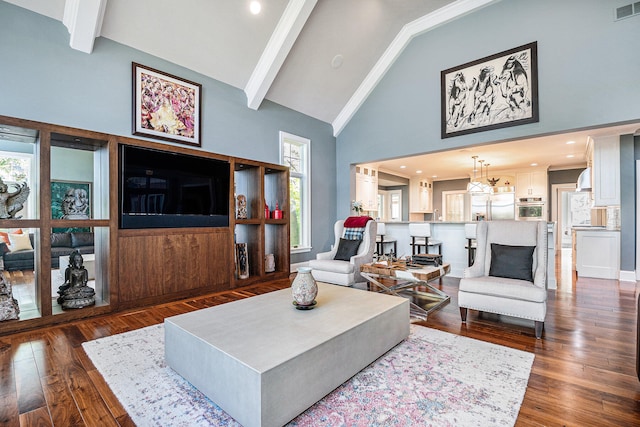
left=119, top=145, right=230, bottom=229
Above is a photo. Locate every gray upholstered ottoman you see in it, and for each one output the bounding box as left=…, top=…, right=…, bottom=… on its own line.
left=165, top=282, right=409, bottom=427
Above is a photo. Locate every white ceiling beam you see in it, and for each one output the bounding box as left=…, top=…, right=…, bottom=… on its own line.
left=245, top=0, right=317, bottom=110
left=63, top=0, right=107, bottom=54
left=332, top=0, right=501, bottom=137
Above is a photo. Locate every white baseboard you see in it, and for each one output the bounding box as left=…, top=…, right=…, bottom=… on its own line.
left=290, top=261, right=309, bottom=272
left=619, top=270, right=637, bottom=282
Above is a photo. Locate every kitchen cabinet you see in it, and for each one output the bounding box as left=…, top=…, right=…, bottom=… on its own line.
left=589, top=136, right=620, bottom=206
left=355, top=165, right=378, bottom=212
left=410, top=178, right=433, bottom=213
left=574, top=228, right=620, bottom=279
left=516, top=170, right=547, bottom=198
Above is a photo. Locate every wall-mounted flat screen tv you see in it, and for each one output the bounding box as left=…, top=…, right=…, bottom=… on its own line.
left=119, top=144, right=230, bottom=229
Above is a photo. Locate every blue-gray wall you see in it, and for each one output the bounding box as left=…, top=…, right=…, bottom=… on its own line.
left=0, top=1, right=336, bottom=263
left=337, top=0, right=640, bottom=271
left=620, top=134, right=636, bottom=271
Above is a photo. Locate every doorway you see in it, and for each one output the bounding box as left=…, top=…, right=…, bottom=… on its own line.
left=442, top=190, right=467, bottom=221
left=551, top=184, right=581, bottom=249
left=377, top=189, right=402, bottom=222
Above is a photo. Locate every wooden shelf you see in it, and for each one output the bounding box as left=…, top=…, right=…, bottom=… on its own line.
left=231, top=161, right=290, bottom=288
left=0, top=114, right=290, bottom=336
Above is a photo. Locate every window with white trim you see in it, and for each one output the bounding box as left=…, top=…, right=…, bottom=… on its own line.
left=280, top=132, right=310, bottom=253
left=0, top=150, right=35, bottom=218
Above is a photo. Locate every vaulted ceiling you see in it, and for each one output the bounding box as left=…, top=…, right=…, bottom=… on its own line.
left=7, top=0, right=639, bottom=181
left=5, top=0, right=500, bottom=136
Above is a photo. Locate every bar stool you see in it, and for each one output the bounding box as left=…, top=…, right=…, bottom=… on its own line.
left=376, top=223, right=397, bottom=256
left=465, top=223, right=477, bottom=267
left=409, top=223, right=442, bottom=255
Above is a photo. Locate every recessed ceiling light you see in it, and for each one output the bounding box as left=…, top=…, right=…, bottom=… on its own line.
left=566, top=140, right=575, bottom=144
left=399, top=165, right=406, bottom=169
left=530, top=163, right=538, bottom=167
left=249, top=1, right=261, bottom=14
left=432, top=175, right=438, bottom=178
left=416, top=170, right=422, bottom=174
left=566, top=154, right=575, bottom=158
left=331, top=54, right=344, bottom=69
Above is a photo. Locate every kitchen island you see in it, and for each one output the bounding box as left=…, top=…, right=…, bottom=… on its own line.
left=572, top=226, right=620, bottom=279
left=379, top=221, right=557, bottom=289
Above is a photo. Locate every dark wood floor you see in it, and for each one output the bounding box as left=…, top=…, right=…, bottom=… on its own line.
left=1, top=251, right=639, bottom=426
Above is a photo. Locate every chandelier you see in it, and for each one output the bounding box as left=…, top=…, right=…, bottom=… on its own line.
left=466, top=156, right=484, bottom=193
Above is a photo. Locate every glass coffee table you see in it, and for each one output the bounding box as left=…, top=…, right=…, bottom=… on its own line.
left=359, top=261, right=451, bottom=321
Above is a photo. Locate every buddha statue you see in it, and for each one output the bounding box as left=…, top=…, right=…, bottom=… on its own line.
left=57, top=250, right=96, bottom=309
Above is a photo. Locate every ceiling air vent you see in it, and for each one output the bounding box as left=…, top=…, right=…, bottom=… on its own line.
left=615, top=2, right=640, bottom=20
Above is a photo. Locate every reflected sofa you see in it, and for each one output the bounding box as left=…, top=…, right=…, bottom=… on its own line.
left=0, top=232, right=94, bottom=271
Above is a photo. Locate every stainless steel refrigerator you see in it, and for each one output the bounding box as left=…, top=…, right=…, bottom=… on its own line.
left=468, top=192, right=515, bottom=221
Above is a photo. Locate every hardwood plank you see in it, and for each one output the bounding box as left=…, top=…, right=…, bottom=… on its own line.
left=41, top=373, right=84, bottom=426
left=18, top=406, right=51, bottom=427
left=0, top=260, right=639, bottom=426
left=0, top=389, right=20, bottom=427
left=85, top=369, right=130, bottom=422
left=65, top=364, right=119, bottom=427
left=14, top=357, right=46, bottom=415
left=0, top=338, right=16, bottom=395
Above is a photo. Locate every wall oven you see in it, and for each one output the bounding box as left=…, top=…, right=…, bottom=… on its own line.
left=517, top=197, right=545, bottom=220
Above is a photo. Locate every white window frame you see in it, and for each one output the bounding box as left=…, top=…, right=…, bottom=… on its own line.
left=0, top=150, right=36, bottom=218
left=442, top=190, right=467, bottom=222
left=377, top=189, right=402, bottom=222
left=279, top=131, right=311, bottom=254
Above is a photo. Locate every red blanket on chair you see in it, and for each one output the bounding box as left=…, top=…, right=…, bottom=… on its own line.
left=344, top=216, right=373, bottom=228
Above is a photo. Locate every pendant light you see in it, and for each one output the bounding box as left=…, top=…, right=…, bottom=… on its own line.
left=467, top=156, right=484, bottom=193
left=478, top=159, right=492, bottom=194
left=483, top=163, right=494, bottom=193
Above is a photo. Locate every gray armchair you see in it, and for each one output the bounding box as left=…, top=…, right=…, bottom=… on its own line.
left=309, top=219, right=376, bottom=286
left=458, top=220, right=548, bottom=338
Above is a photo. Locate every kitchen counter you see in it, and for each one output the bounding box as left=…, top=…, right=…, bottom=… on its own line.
left=572, top=226, right=619, bottom=231
left=379, top=221, right=557, bottom=288
left=572, top=227, right=620, bottom=279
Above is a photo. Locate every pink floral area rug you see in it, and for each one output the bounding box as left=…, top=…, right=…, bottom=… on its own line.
left=82, top=324, right=534, bottom=426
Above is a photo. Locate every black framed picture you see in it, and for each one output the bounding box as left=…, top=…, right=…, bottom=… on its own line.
left=132, top=62, right=202, bottom=146
left=441, top=42, right=538, bottom=139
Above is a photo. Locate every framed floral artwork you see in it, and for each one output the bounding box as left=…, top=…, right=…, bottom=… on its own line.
left=132, top=63, right=202, bottom=146
left=441, top=42, right=538, bottom=138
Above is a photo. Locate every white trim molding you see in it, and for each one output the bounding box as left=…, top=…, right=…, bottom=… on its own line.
left=63, top=0, right=107, bottom=54
left=291, top=261, right=310, bottom=272
left=619, top=270, right=636, bottom=282
left=245, top=0, right=317, bottom=110
left=331, top=0, right=500, bottom=137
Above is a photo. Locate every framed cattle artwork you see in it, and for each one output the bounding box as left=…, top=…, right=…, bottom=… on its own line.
left=441, top=42, right=538, bottom=139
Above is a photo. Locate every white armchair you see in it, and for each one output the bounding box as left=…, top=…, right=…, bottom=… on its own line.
left=308, top=219, right=377, bottom=286
left=458, top=220, right=548, bottom=338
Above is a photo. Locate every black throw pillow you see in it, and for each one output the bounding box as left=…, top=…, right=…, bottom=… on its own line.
left=334, top=238, right=362, bottom=261
left=489, top=243, right=536, bottom=283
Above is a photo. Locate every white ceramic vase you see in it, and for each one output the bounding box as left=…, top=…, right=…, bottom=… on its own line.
left=291, top=267, right=318, bottom=306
